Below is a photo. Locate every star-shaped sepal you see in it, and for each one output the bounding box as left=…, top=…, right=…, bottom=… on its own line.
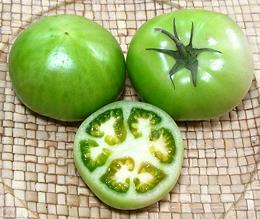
left=146, top=19, right=221, bottom=87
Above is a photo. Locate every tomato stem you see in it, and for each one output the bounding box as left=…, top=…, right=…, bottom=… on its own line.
left=146, top=19, right=221, bottom=87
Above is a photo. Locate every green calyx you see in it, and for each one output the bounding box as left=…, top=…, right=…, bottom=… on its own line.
left=146, top=18, right=221, bottom=87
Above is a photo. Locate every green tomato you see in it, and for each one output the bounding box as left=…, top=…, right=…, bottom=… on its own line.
left=127, top=9, right=254, bottom=120
left=73, top=101, right=183, bottom=210
left=9, top=15, right=125, bottom=121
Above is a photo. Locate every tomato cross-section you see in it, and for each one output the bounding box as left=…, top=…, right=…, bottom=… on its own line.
left=73, top=101, right=184, bottom=210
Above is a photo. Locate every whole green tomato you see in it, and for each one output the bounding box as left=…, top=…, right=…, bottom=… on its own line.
left=127, top=9, right=254, bottom=120
left=9, top=15, right=125, bottom=121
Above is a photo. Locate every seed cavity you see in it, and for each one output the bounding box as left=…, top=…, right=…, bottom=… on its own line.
left=86, top=108, right=126, bottom=145
left=100, top=157, right=135, bottom=193
left=128, top=108, right=161, bottom=138
left=80, top=139, right=111, bottom=172
left=149, top=128, right=175, bottom=163
left=134, top=162, right=165, bottom=193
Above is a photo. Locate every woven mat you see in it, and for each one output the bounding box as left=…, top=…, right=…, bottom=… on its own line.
left=0, top=0, right=260, bottom=218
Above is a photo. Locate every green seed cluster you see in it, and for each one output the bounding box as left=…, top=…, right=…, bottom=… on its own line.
left=86, top=108, right=126, bottom=145
left=100, top=157, right=134, bottom=193
left=134, top=162, right=165, bottom=193
left=150, top=128, right=176, bottom=163
left=80, top=140, right=111, bottom=172
left=127, top=108, right=161, bottom=138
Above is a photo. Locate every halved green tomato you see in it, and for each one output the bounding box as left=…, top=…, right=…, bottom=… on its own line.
left=73, top=101, right=184, bottom=210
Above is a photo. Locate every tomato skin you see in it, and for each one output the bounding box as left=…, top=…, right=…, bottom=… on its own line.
left=9, top=15, right=125, bottom=121
left=127, top=9, right=254, bottom=120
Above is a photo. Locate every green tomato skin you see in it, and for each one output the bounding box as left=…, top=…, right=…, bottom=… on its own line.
left=127, top=9, right=254, bottom=120
left=73, top=101, right=184, bottom=210
left=9, top=15, right=125, bottom=121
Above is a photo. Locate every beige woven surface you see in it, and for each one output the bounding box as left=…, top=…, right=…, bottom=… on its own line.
left=0, top=0, right=260, bottom=218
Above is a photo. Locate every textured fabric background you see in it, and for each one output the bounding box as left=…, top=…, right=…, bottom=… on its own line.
left=0, top=0, right=259, bottom=218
